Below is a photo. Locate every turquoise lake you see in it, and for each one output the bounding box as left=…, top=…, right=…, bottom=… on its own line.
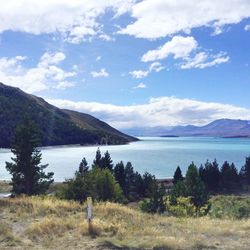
left=1, top=137, right=250, bottom=181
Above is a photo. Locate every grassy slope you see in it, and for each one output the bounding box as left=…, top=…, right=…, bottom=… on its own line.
left=0, top=197, right=250, bottom=250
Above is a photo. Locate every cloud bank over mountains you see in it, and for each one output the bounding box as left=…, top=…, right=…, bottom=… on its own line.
left=48, top=97, right=250, bottom=129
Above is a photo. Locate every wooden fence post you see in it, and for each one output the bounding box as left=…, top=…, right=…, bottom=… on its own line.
left=86, top=197, right=93, bottom=234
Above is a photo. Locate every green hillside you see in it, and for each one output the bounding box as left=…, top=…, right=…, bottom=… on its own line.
left=0, top=82, right=137, bottom=148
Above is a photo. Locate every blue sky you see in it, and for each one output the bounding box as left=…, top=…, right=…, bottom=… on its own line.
left=1, top=0, right=250, bottom=129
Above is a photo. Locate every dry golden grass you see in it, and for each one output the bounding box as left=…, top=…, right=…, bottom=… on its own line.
left=1, top=196, right=250, bottom=249
left=0, top=181, right=11, bottom=193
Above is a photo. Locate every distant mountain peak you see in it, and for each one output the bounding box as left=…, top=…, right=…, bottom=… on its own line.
left=123, top=119, right=250, bottom=138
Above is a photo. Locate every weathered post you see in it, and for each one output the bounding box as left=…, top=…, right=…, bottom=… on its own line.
left=86, top=197, right=93, bottom=234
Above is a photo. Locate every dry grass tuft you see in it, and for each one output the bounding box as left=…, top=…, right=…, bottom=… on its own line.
left=1, top=196, right=250, bottom=249
left=0, top=222, right=20, bottom=246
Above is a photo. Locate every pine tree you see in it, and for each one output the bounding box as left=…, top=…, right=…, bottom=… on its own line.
left=200, top=159, right=220, bottom=193
left=124, top=162, right=136, bottom=200
left=5, top=116, right=54, bottom=195
left=114, top=161, right=126, bottom=193
left=102, top=151, right=113, bottom=171
left=185, top=162, right=208, bottom=207
left=79, top=157, right=88, bottom=176
left=93, top=148, right=102, bottom=168
left=173, top=166, right=184, bottom=184
left=169, top=180, right=187, bottom=205
left=142, top=172, right=155, bottom=197
left=240, top=156, right=250, bottom=185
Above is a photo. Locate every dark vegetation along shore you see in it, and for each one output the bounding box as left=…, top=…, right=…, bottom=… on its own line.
left=1, top=114, right=250, bottom=249
left=0, top=82, right=137, bottom=148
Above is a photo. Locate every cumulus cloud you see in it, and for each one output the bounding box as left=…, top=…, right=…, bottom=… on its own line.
left=141, top=36, right=229, bottom=69
left=181, top=52, right=230, bottom=69
left=96, top=56, right=102, bottom=61
left=129, top=70, right=149, bottom=78
left=141, top=36, right=198, bottom=62
left=90, top=68, right=109, bottom=78
left=0, top=0, right=135, bottom=43
left=245, top=24, right=250, bottom=31
left=149, top=62, right=165, bottom=72
left=119, top=0, right=250, bottom=39
left=129, top=62, right=165, bottom=80
left=47, top=96, right=250, bottom=129
left=133, top=82, right=147, bottom=89
left=0, top=52, right=76, bottom=93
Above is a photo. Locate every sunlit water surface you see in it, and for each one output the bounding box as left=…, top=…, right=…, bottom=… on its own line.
left=1, top=137, right=250, bottom=181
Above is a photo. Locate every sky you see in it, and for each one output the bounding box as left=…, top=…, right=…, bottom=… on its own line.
left=1, top=0, right=250, bottom=129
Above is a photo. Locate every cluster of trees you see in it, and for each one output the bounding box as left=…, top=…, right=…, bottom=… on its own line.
left=171, top=157, right=250, bottom=210
left=60, top=148, right=165, bottom=211
left=171, top=163, right=208, bottom=209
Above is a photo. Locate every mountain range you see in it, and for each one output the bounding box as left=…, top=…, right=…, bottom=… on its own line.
left=0, top=82, right=137, bottom=148
left=122, top=119, right=250, bottom=138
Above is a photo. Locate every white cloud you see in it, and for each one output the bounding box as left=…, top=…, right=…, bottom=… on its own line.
left=129, top=70, right=149, bottom=78
left=98, top=33, right=113, bottom=41
left=141, top=36, right=229, bottom=69
left=0, top=0, right=135, bottom=43
left=54, top=81, right=75, bottom=90
left=0, top=52, right=76, bottom=93
left=133, top=82, right=147, bottom=89
left=245, top=24, right=250, bottom=31
left=119, top=0, right=250, bottom=39
left=90, top=68, right=109, bottom=78
left=141, top=36, right=198, bottom=62
left=128, top=62, right=165, bottom=80
left=149, top=62, right=165, bottom=72
left=96, top=56, right=102, bottom=61
left=181, top=52, right=230, bottom=69
left=47, top=96, right=250, bottom=129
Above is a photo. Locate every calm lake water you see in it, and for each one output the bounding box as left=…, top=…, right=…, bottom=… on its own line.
left=1, top=137, right=250, bottom=181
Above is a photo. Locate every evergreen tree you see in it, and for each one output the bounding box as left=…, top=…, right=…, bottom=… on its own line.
left=58, top=171, right=91, bottom=203
left=142, top=172, right=155, bottom=197
left=200, top=159, right=220, bottom=193
left=79, top=157, right=88, bottom=176
left=210, top=159, right=221, bottom=192
left=169, top=180, right=187, bottom=205
left=93, top=148, right=102, bottom=168
left=5, top=116, right=54, bottom=195
left=124, top=162, right=136, bottom=200
left=185, top=162, right=208, bottom=207
left=114, top=161, right=126, bottom=193
left=240, top=156, right=250, bottom=185
left=102, top=151, right=113, bottom=171
left=220, top=161, right=238, bottom=192
left=173, top=166, right=184, bottom=184
left=134, top=171, right=145, bottom=198
left=140, top=183, right=166, bottom=214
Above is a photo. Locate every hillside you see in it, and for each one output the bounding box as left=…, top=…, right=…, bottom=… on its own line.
left=0, top=83, right=137, bottom=148
left=1, top=196, right=250, bottom=250
left=123, top=119, right=250, bottom=138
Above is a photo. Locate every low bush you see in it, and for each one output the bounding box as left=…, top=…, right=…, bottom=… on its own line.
left=209, top=195, right=250, bottom=219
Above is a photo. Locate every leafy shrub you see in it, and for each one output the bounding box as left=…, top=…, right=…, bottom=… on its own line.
left=57, top=168, right=126, bottom=203
left=139, top=184, right=166, bottom=214
left=209, top=195, right=250, bottom=219
left=166, top=197, right=209, bottom=217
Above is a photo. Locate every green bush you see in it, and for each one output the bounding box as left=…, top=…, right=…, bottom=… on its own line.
left=166, top=197, right=209, bottom=217
left=57, top=168, right=126, bottom=203
left=139, top=184, right=166, bottom=214
left=209, top=195, right=250, bottom=219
